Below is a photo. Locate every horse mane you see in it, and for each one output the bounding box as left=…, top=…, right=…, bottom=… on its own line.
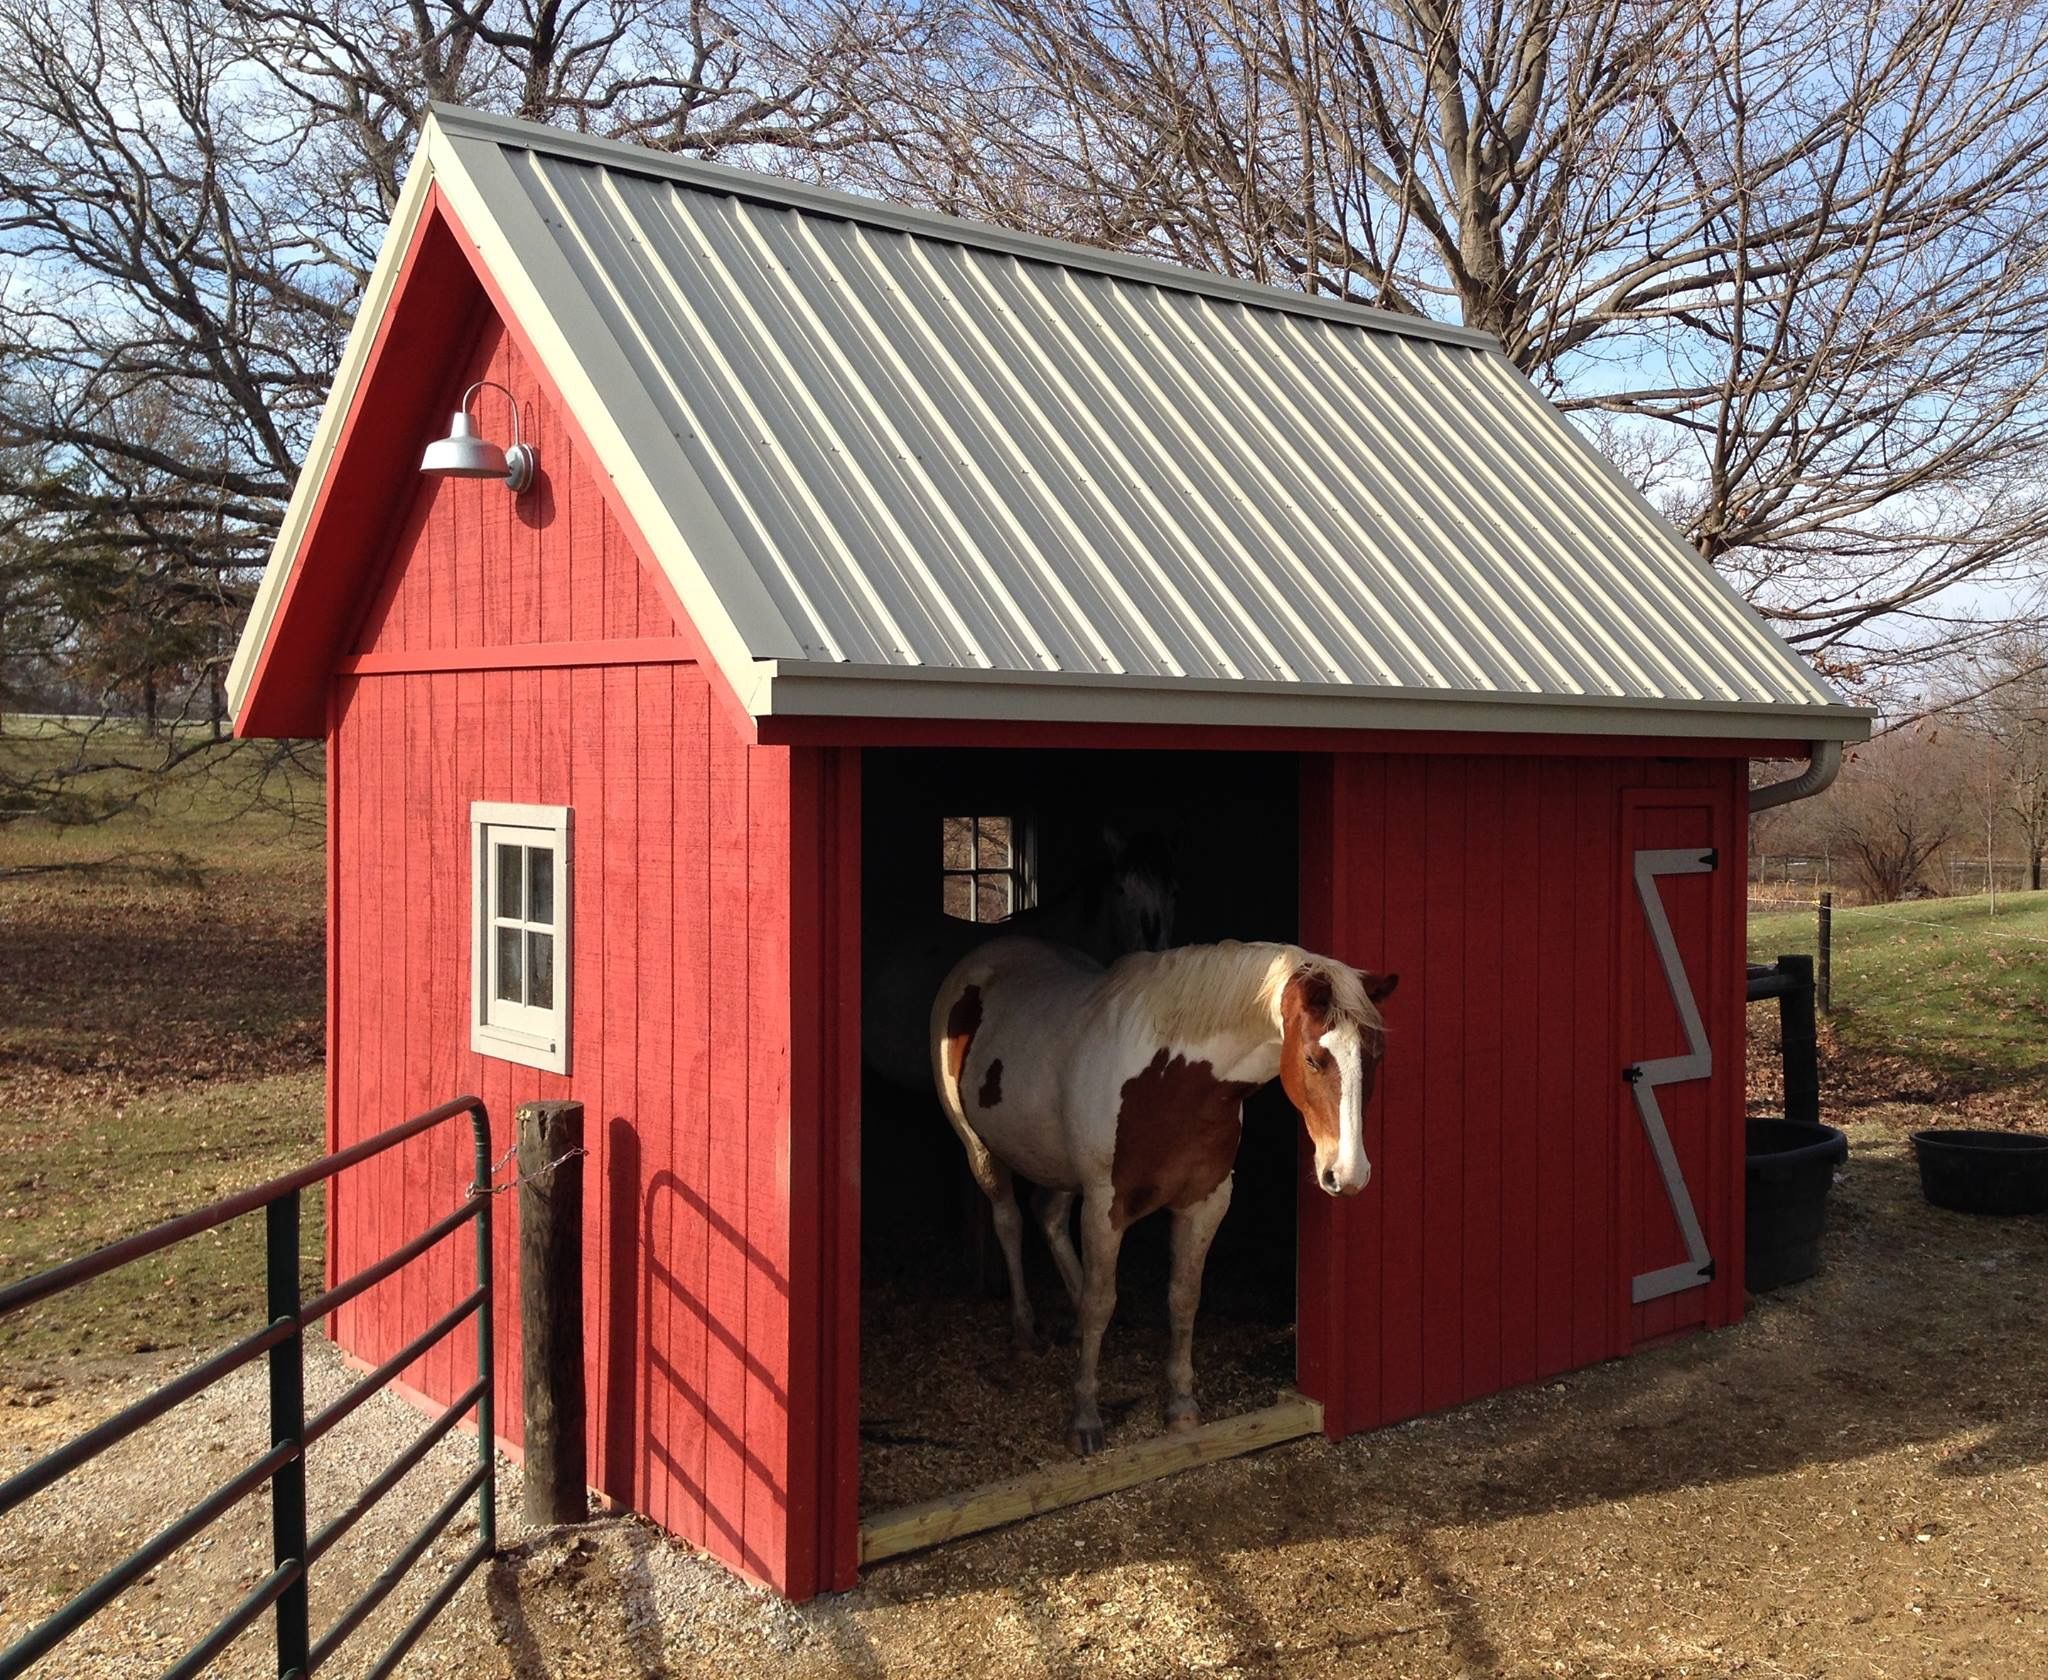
left=1101, top=941, right=1375, bottom=1044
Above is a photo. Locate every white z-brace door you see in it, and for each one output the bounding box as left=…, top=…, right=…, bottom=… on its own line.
left=1624, top=847, right=1717, bottom=1304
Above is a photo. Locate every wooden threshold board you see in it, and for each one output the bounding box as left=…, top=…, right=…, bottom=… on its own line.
left=858, top=1392, right=1324, bottom=1565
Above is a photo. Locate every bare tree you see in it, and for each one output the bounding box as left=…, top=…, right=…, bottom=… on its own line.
left=871, top=0, right=2048, bottom=678
left=1939, top=634, right=2048, bottom=890
left=1824, top=727, right=1971, bottom=902
left=0, top=0, right=945, bottom=815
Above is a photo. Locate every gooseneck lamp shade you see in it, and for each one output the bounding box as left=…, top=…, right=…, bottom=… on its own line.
left=420, top=380, right=536, bottom=493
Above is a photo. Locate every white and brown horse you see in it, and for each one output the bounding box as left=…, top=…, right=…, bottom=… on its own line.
left=931, top=937, right=1396, bottom=1454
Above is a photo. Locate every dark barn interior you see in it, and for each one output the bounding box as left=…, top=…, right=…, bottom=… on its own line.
left=857, top=747, right=1304, bottom=1508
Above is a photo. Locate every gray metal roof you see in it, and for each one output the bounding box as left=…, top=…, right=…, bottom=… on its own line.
left=241, top=106, right=1868, bottom=740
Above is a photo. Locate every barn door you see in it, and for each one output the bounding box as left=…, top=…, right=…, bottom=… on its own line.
left=1618, top=788, right=1733, bottom=1339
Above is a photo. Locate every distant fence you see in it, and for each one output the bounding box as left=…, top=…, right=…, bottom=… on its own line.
left=1750, top=856, right=2041, bottom=898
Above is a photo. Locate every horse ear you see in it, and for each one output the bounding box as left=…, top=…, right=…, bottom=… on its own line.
left=1362, top=970, right=1400, bottom=1004
left=1286, top=966, right=1335, bottom=1017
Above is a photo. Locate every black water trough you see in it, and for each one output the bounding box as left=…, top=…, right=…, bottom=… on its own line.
left=1912, top=1129, right=2048, bottom=1216
left=1745, top=1118, right=1848, bottom=1291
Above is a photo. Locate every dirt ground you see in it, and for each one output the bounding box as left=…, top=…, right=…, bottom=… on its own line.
left=4, top=1104, right=2044, bottom=1680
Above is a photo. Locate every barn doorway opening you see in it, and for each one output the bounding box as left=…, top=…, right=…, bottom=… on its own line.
left=856, top=746, right=1304, bottom=1526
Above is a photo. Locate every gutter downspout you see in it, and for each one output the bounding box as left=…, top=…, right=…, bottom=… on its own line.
left=1750, top=740, right=1843, bottom=812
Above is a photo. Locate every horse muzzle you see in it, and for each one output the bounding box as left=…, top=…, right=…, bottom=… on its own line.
left=1317, top=1162, right=1371, bottom=1197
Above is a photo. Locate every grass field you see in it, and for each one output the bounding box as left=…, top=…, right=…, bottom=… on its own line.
left=1750, top=890, right=2048, bottom=1100
left=0, top=723, right=327, bottom=1372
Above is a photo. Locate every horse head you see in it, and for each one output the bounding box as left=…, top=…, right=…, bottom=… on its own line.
left=1100, top=827, right=1176, bottom=955
left=1278, top=961, right=1398, bottom=1197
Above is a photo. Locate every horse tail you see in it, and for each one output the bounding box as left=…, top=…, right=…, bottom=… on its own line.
left=929, top=960, right=987, bottom=1125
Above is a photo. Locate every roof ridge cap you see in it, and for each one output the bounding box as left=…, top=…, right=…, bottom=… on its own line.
left=422, top=103, right=1499, bottom=354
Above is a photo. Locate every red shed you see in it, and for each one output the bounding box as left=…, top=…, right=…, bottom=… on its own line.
left=228, top=106, right=1869, bottom=1599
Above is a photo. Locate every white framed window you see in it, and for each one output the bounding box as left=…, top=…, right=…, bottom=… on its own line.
left=471, top=802, right=571, bottom=1074
left=941, top=814, right=1036, bottom=923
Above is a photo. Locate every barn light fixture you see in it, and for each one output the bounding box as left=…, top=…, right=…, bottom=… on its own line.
left=421, top=380, right=536, bottom=493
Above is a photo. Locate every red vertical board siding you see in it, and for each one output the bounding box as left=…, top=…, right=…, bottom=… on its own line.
left=329, top=659, right=810, bottom=1589
left=702, top=704, right=752, bottom=1570
left=1531, top=763, right=1578, bottom=1378
left=1418, top=756, right=1465, bottom=1413
left=1314, top=751, right=1745, bottom=1437
left=1495, top=756, right=1542, bottom=1390
left=326, top=309, right=817, bottom=1591
left=824, top=749, right=864, bottom=1592
left=745, top=745, right=795, bottom=1582
left=350, top=313, right=676, bottom=658
left=1571, top=760, right=1618, bottom=1368
left=1715, top=760, right=1749, bottom=1326
left=1459, top=757, right=1505, bottom=1404
left=1375, top=756, right=1426, bottom=1425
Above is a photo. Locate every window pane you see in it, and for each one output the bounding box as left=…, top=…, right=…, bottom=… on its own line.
left=496, top=843, right=524, bottom=919
left=941, top=816, right=973, bottom=870
left=528, top=847, right=554, bottom=926
left=976, top=874, right=1012, bottom=923
left=942, top=874, right=974, bottom=919
left=527, top=931, right=554, bottom=1009
left=495, top=925, right=523, bottom=1003
left=975, top=817, right=1011, bottom=870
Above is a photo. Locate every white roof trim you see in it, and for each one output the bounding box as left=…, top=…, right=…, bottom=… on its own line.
left=758, top=660, right=1872, bottom=741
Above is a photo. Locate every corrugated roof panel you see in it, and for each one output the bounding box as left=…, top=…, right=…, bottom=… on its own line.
left=454, top=113, right=1849, bottom=722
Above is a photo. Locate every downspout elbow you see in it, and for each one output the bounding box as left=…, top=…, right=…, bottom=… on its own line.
left=1750, top=740, right=1843, bottom=813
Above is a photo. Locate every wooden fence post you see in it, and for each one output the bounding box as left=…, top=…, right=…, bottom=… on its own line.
left=517, top=1099, right=589, bottom=1527
left=1816, top=892, right=1832, bottom=1015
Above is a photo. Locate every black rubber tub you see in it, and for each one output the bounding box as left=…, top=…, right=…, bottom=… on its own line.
left=1745, top=1118, right=1849, bottom=1291
left=1912, top=1129, right=2048, bottom=1216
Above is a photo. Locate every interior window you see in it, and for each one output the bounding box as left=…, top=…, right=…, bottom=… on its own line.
left=942, top=815, right=1031, bottom=922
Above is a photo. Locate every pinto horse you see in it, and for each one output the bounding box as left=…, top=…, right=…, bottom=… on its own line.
left=931, top=937, right=1396, bottom=1454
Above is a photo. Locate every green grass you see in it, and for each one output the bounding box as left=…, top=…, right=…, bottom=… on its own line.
left=1750, top=891, right=2048, bottom=1091
left=0, top=724, right=328, bottom=1373
left=0, top=1072, right=326, bottom=1370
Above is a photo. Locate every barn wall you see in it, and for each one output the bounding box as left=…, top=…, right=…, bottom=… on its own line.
left=347, top=313, right=677, bottom=654
left=326, top=303, right=834, bottom=1594
left=1300, top=751, right=1746, bottom=1437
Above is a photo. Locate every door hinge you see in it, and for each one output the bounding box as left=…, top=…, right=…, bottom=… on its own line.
left=1699, top=1258, right=1717, bottom=1281
left=1699, top=848, right=1718, bottom=869
left=1622, top=1065, right=1644, bottom=1085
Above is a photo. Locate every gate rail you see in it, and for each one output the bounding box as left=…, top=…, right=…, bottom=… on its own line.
left=0, top=1095, right=497, bottom=1680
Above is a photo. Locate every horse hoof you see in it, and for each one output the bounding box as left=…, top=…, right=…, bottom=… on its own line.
left=1166, top=1398, right=1201, bottom=1432
left=1068, top=1423, right=1105, bottom=1457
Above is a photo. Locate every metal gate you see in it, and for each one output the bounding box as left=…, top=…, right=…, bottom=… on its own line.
left=0, top=1096, right=497, bottom=1679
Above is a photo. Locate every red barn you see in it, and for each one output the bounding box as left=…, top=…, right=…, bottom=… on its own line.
left=228, top=106, right=1868, bottom=1599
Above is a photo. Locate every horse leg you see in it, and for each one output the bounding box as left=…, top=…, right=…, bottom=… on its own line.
left=1032, top=1187, right=1084, bottom=1315
left=1068, top=1191, right=1126, bottom=1456
left=933, top=1091, right=1039, bottom=1352
left=984, top=1168, right=1040, bottom=1354
left=1164, top=1176, right=1233, bottom=1431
